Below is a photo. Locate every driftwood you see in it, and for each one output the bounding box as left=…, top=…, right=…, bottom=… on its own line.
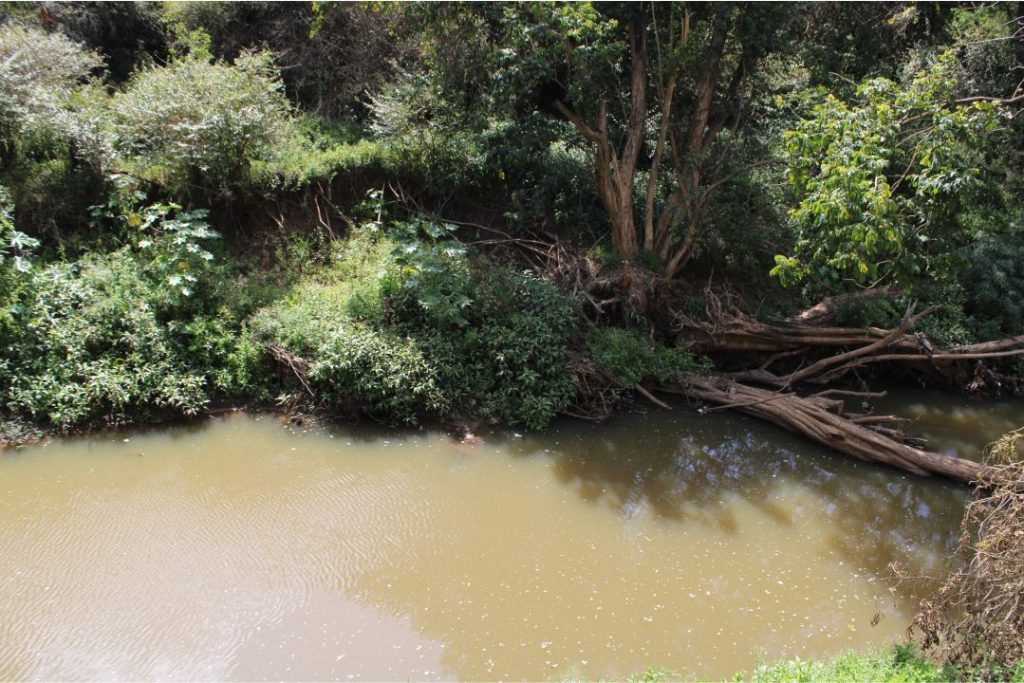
left=662, top=376, right=982, bottom=484
left=910, top=430, right=1024, bottom=669
left=656, top=290, right=1024, bottom=485
left=791, top=287, right=900, bottom=325
left=678, top=290, right=932, bottom=355
left=678, top=292, right=1024, bottom=390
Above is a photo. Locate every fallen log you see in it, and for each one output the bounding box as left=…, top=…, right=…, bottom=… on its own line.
left=661, top=376, right=983, bottom=485
left=681, top=297, right=1024, bottom=389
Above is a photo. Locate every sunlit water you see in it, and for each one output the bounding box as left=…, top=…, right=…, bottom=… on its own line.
left=1, top=392, right=1020, bottom=681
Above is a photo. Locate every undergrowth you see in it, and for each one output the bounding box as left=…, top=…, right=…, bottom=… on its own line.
left=251, top=227, right=579, bottom=428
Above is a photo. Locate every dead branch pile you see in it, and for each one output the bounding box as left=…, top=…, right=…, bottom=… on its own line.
left=659, top=289, right=1024, bottom=484
left=911, top=430, right=1024, bottom=675
left=565, top=355, right=620, bottom=422
left=677, top=290, right=1024, bottom=389
left=267, top=343, right=315, bottom=399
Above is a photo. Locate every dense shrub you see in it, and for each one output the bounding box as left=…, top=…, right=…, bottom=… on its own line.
left=163, top=2, right=407, bottom=119
left=478, top=116, right=607, bottom=238
left=45, top=2, right=168, bottom=83
left=0, top=183, right=37, bottom=295
left=251, top=135, right=397, bottom=193
left=108, top=52, right=294, bottom=199
left=0, top=23, right=104, bottom=146
left=0, top=23, right=109, bottom=234
left=249, top=236, right=447, bottom=421
left=1, top=253, right=210, bottom=428
left=587, top=327, right=707, bottom=388
left=252, top=227, right=579, bottom=428
left=963, top=216, right=1024, bottom=339
left=0, top=203, right=262, bottom=430
left=369, top=70, right=491, bottom=193
left=386, top=266, right=578, bottom=428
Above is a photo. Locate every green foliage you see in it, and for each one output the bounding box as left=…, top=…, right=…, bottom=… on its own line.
left=773, top=52, right=1005, bottom=292
left=492, top=3, right=624, bottom=118
left=961, top=213, right=1024, bottom=339
left=0, top=184, right=38, bottom=291
left=743, top=644, right=955, bottom=682
left=480, top=116, right=607, bottom=238
left=0, top=201, right=265, bottom=431
left=108, top=52, right=294, bottom=198
left=45, top=2, right=169, bottom=83
left=164, top=1, right=405, bottom=120
left=249, top=236, right=446, bottom=421
left=252, top=297, right=446, bottom=420
left=587, top=327, right=706, bottom=387
left=253, top=228, right=579, bottom=429
left=0, top=22, right=109, bottom=233
left=0, top=22, right=105, bottom=145
left=945, top=7, right=1024, bottom=100
left=389, top=261, right=578, bottom=429
left=626, top=666, right=679, bottom=683
left=369, top=69, right=490, bottom=192
left=131, top=204, right=219, bottom=303
left=830, top=284, right=976, bottom=348
left=1, top=253, right=209, bottom=428
left=383, top=215, right=471, bottom=325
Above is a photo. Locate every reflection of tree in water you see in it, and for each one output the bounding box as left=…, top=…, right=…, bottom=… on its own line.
left=495, top=405, right=968, bottom=612
left=296, top=403, right=984, bottom=679
left=871, top=387, right=1024, bottom=460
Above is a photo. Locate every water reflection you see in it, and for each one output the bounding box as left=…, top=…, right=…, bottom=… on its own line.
left=872, top=387, right=1024, bottom=459
left=496, top=406, right=968, bottom=609
left=0, top=390, right=1017, bottom=681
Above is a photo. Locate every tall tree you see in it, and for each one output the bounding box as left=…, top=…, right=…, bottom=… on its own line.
left=497, top=2, right=793, bottom=277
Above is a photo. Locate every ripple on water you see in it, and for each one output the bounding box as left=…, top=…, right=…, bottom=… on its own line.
left=0, top=398, right=1000, bottom=681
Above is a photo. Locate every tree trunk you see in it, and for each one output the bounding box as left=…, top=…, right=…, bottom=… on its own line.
left=665, top=377, right=982, bottom=484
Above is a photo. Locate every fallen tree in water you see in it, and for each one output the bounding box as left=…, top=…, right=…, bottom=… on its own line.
left=472, top=232, right=1024, bottom=485
left=660, top=377, right=982, bottom=484
left=653, top=291, right=1024, bottom=485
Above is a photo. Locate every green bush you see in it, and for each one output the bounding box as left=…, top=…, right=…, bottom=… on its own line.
left=0, top=23, right=109, bottom=234
left=963, top=215, right=1024, bottom=339
left=1, top=253, right=209, bottom=428
left=108, top=52, right=293, bottom=199
left=0, top=202, right=265, bottom=430
left=252, top=227, right=579, bottom=428
left=479, top=116, right=607, bottom=239
left=0, top=183, right=37, bottom=295
left=250, top=274, right=446, bottom=422
left=587, top=327, right=706, bottom=388
left=251, top=136, right=397, bottom=193
left=0, top=22, right=105, bottom=147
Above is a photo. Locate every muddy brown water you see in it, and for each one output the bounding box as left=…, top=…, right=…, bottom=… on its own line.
left=1, top=391, right=1020, bottom=681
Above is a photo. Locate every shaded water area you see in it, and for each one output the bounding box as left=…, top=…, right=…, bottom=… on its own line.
left=1, top=391, right=1021, bottom=681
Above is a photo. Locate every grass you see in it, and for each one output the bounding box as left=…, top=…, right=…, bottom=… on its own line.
left=616, top=645, right=964, bottom=682
left=742, top=645, right=955, bottom=682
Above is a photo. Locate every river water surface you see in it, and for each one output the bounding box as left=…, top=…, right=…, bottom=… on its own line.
left=1, top=392, right=1021, bottom=681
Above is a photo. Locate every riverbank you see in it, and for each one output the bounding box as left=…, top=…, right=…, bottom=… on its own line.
left=0, top=226, right=702, bottom=448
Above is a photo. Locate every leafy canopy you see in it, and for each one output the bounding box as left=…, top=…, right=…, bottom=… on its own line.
left=772, top=52, right=1004, bottom=291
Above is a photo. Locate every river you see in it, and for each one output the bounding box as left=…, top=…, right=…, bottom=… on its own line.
left=1, top=391, right=1020, bottom=681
